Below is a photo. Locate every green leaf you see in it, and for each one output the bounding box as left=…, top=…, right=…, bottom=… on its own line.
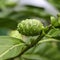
left=0, top=36, right=26, bottom=60
left=47, top=29, right=60, bottom=40
left=20, top=39, right=60, bottom=60
left=45, top=28, right=60, bottom=50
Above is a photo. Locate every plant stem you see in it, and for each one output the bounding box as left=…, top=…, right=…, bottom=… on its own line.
left=9, top=25, right=52, bottom=59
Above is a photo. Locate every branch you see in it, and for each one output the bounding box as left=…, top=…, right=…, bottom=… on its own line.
left=9, top=25, right=52, bottom=59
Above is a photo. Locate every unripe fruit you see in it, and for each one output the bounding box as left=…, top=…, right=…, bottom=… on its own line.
left=9, top=30, right=22, bottom=39
left=51, top=15, right=60, bottom=27
left=51, top=16, right=58, bottom=27
left=17, top=19, right=44, bottom=36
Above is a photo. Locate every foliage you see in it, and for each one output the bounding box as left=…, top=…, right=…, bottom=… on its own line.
left=0, top=0, right=60, bottom=60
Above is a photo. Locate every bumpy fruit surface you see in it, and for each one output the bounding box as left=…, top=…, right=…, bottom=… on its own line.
left=17, top=19, right=44, bottom=36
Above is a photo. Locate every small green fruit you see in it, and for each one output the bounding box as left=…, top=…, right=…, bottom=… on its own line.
left=51, top=16, right=58, bottom=27
left=51, top=15, right=60, bottom=27
left=9, top=30, right=22, bottom=39
left=17, top=19, right=44, bottom=36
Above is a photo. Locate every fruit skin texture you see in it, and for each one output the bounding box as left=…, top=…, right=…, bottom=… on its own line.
left=17, top=19, right=44, bottom=36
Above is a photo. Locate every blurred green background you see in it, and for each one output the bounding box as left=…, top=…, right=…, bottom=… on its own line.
left=0, top=0, right=60, bottom=36
left=0, top=0, right=60, bottom=60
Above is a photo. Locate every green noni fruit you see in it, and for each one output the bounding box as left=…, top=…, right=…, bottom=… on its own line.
left=17, top=19, right=44, bottom=36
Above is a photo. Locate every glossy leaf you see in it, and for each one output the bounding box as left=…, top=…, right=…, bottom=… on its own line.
left=0, top=36, right=26, bottom=60
left=20, top=39, right=60, bottom=60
